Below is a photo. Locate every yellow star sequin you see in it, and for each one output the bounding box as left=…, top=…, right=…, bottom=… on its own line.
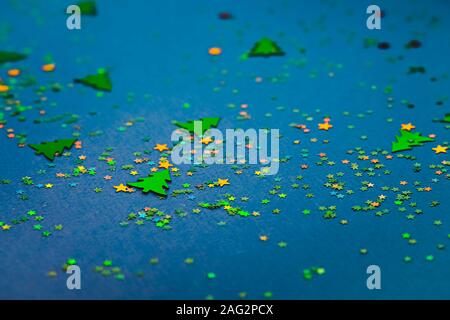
left=432, top=145, right=448, bottom=154
left=217, top=178, right=229, bottom=187
left=113, top=184, right=129, bottom=192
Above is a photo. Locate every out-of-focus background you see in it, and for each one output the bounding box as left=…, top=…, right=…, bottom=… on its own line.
left=0, top=0, right=449, bottom=299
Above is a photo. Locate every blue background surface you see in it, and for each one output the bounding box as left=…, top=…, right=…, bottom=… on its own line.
left=0, top=0, right=449, bottom=299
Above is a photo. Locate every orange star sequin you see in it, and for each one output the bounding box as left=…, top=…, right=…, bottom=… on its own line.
left=154, top=144, right=169, bottom=152
left=159, top=161, right=173, bottom=169
left=318, top=122, right=333, bottom=131
left=401, top=123, right=415, bottom=131
left=200, top=136, right=213, bottom=144
left=42, top=63, right=56, bottom=72
left=8, top=69, right=20, bottom=77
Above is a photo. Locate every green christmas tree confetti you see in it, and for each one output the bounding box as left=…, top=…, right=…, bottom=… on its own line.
left=0, top=51, right=27, bottom=64
left=174, top=117, right=220, bottom=135
left=391, top=130, right=434, bottom=153
left=77, top=1, right=97, bottom=15
left=440, top=113, right=450, bottom=123
left=127, top=169, right=171, bottom=196
left=29, top=139, right=77, bottom=161
left=248, top=38, right=285, bottom=58
left=74, top=69, right=112, bottom=92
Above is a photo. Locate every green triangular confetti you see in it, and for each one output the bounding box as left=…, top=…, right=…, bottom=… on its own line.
left=75, top=70, right=112, bottom=92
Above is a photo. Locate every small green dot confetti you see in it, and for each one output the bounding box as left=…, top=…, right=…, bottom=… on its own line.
left=67, top=259, right=77, bottom=266
left=103, top=260, right=113, bottom=267
left=207, top=272, right=216, bottom=279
